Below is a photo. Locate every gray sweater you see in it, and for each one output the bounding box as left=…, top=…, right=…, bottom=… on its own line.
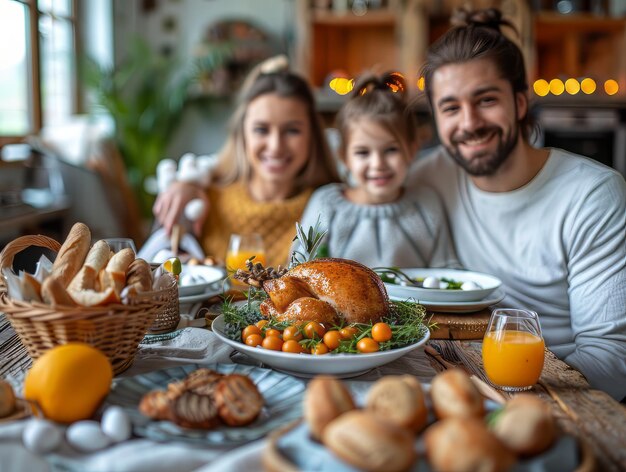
left=297, top=183, right=459, bottom=269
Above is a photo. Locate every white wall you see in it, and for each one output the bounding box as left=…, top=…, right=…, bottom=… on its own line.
left=112, top=0, right=296, bottom=159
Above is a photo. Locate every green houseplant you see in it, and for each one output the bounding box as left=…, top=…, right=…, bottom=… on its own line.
left=83, top=38, right=231, bottom=217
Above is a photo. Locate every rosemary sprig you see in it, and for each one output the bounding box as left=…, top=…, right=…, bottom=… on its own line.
left=290, top=217, right=328, bottom=268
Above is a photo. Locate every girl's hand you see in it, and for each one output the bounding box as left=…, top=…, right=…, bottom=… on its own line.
left=153, top=181, right=209, bottom=236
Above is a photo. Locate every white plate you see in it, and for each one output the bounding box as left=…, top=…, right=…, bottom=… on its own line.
left=105, top=363, right=305, bottom=445
left=212, top=314, right=430, bottom=378
left=390, top=288, right=506, bottom=314
left=384, top=268, right=502, bottom=302
left=178, top=265, right=227, bottom=297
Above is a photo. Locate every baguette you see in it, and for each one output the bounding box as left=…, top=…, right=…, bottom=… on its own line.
left=41, top=275, right=77, bottom=307
left=99, top=248, right=135, bottom=295
left=68, top=240, right=111, bottom=292
left=51, top=222, right=91, bottom=287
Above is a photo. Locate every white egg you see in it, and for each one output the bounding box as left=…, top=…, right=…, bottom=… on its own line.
left=461, top=281, right=481, bottom=291
left=66, top=420, right=111, bottom=452
left=422, top=276, right=441, bottom=289
left=22, top=419, right=63, bottom=454
left=101, top=406, right=132, bottom=443
left=438, top=281, right=449, bottom=289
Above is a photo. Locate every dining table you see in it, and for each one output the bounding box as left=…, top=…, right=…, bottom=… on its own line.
left=1, top=299, right=625, bottom=472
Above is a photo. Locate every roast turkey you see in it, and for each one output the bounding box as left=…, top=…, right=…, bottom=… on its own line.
left=258, top=258, right=390, bottom=325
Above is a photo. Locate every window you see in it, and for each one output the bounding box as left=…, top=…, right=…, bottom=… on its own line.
left=0, top=0, right=78, bottom=146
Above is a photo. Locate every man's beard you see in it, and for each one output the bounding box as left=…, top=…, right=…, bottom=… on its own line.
left=444, top=124, right=519, bottom=177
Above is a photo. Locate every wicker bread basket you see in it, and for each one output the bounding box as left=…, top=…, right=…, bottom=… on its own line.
left=0, top=234, right=173, bottom=375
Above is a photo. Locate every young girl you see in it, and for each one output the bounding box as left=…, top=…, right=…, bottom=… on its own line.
left=297, top=72, right=458, bottom=268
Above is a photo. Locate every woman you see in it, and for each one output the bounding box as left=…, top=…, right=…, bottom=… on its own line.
left=153, top=59, right=339, bottom=267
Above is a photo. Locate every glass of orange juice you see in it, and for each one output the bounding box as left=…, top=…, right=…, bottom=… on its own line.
left=225, top=233, right=267, bottom=280
left=482, top=309, right=545, bottom=392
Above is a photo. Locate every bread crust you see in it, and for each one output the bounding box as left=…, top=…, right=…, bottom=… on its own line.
left=100, top=248, right=135, bottom=295
left=491, top=394, right=556, bottom=455
left=304, top=376, right=356, bottom=441
left=51, top=222, right=91, bottom=287
left=366, top=375, right=428, bottom=433
left=322, top=410, right=416, bottom=472
left=425, top=417, right=516, bottom=472
left=214, top=374, right=264, bottom=426
left=430, top=368, right=485, bottom=419
left=41, top=275, right=77, bottom=307
left=68, top=240, right=111, bottom=292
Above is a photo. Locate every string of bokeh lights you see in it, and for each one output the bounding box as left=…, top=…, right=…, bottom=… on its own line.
left=329, top=75, right=620, bottom=96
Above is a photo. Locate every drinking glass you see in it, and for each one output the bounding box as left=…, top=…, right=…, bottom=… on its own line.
left=225, top=233, right=267, bottom=278
left=103, top=238, right=137, bottom=254
left=482, top=309, right=545, bottom=392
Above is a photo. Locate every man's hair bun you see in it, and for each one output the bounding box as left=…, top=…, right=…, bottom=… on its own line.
left=451, top=7, right=516, bottom=35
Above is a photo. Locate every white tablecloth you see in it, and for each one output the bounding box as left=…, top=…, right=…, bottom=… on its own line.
left=0, top=327, right=437, bottom=472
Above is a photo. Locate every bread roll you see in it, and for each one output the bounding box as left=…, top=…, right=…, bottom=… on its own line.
left=430, top=368, right=484, bottom=419
left=41, top=275, right=77, bottom=307
left=322, top=410, right=416, bottom=472
left=99, top=248, right=135, bottom=295
left=491, top=394, right=557, bottom=456
left=125, top=258, right=152, bottom=293
left=304, top=376, right=355, bottom=441
left=424, top=417, right=516, bottom=472
left=366, top=375, right=428, bottom=433
left=68, top=240, right=111, bottom=292
left=51, top=222, right=91, bottom=287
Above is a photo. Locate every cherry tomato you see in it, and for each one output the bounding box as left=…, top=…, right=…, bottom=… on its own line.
left=340, top=326, right=359, bottom=339
left=357, top=337, right=379, bottom=353
left=262, top=335, right=284, bottom=351
left=323, top=330, right=343, bottom=351
left=304, top=321, right=326, bottom=339
left=265, top=328, right=283, bottom=339
left=241, top=325, right=261, bottom=341
left=311, top=343, right=329, bottom=355
left=282, top=339, right=305, bottom=354
left=256, top=319, right=269, bottom=329
left=371, top=322, right=392, bottom=342
left=245, top=334, right=263, bottom=347
left=283, top=325, right=303, bottom=342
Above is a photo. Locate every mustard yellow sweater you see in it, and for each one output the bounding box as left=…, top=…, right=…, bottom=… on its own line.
left=201, top=183, right=314, bottom=267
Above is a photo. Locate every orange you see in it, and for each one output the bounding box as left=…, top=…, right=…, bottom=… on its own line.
left=23, top=343, right=113, bottom=423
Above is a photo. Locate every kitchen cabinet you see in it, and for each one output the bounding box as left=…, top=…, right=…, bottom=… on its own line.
left=294, top=0, right=429, bottom=89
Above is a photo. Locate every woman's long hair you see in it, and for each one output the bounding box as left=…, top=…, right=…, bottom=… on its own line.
left=212, top=70, right=339, bottom=190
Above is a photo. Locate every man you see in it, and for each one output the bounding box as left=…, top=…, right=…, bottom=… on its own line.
left=411, top=8, right=626, bottom=400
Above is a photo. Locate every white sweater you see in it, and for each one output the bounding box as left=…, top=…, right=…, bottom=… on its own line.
left=297, top=183, right=459, bottom=269
left=411, top=147, right=626, bottom=400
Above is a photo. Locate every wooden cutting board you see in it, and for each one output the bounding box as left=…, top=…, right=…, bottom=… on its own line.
left=428, top=309, right=491, bottom=340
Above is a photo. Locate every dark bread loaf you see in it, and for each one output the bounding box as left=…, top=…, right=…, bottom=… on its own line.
left=214, top=374, right=264, bottom=426
left=169, top=391, right=220, bottom=429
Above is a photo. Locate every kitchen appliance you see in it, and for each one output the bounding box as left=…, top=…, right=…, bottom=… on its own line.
left=536, top=107, right=626, bottom=177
